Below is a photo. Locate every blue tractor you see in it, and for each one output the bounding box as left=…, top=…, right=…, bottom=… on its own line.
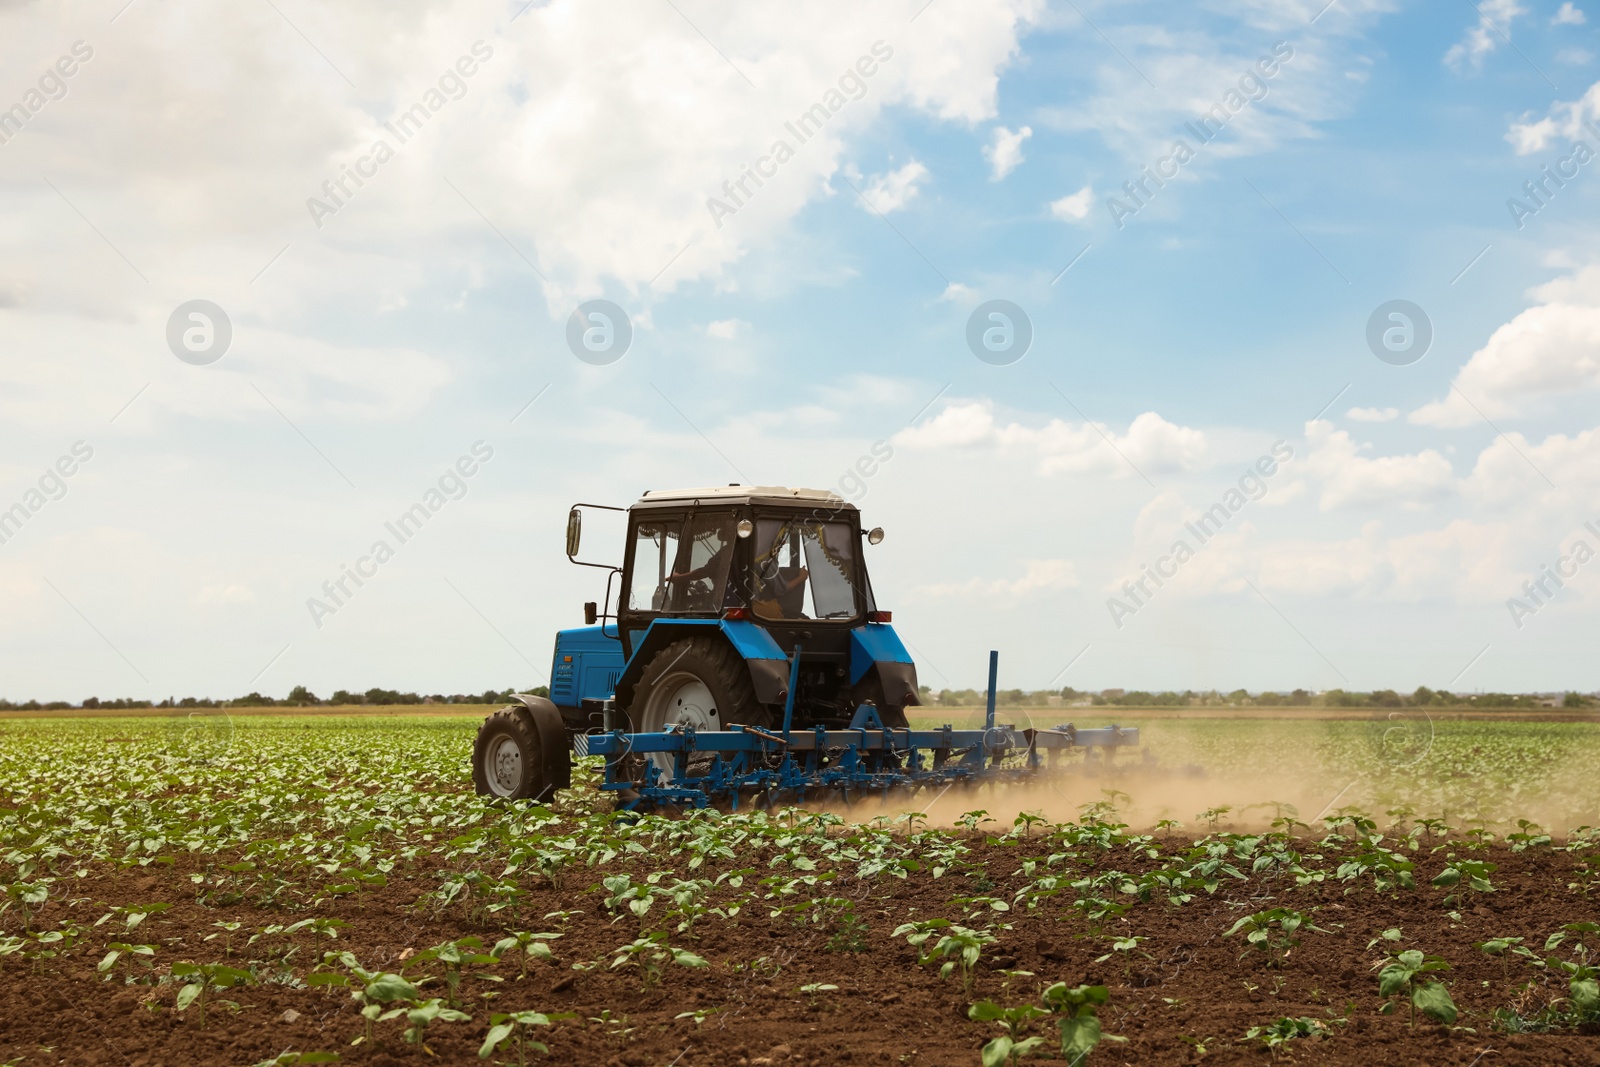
left=472, top=484, right=1137, bottom=809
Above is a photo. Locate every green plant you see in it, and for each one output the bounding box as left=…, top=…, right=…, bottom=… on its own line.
left=1240, top=1016, right=1338, bottom=1057
left=827, top=906, right=871, bottom=953
left=1431, top=858, right=1496, bottom=903
left=1041, top=983, right=1124, bottom=1066
left=608, top=931, right=707, bottom=990
left=492, top=932, right=561, bottom=979
left=799, top=982, right=838, bottom=1008
left=893, top=919, right=996, bottom=993
left=1507, top=818, right=1552, bottom=851
left=171, top=961, right=254, bottom=1028
left=97, top=941, right=156, bottom=980
left=479, top=1010, right=563, bottom=1063
left=1376, top=949, right=1456, bottom=1027
left=1225, top=908, right=1326, bottom=967
left=251, top=1053, right=341, bottom=1067
left=95, top=902, right=170, bottom=933
left=408, top=936, right=498, bottom=1008
left=309, top=960, right=425, bottom=1046
left=1474, top=936, right=1525, bottom=980
left=403, top=998, right=471, bottom=1049
left=0, top=880, right=51, bottom=930
left=969, top=1000, right=1049, bottom=1067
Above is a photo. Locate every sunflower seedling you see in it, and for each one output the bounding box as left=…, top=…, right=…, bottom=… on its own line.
left=97, top=942, right=156, bottom=981
left=479, top=1010, right=569, bottom=1064
left=969, top=999, right=1048, bottom=1067
left=1041, top=983, right=1124, bottom=1066
left=492, top=932, right=561, bottom=979
left=1239, top=1016, right=1339, bottom=1057
left=407, top=936, right=498, bottom=1008
left=171, top=961, right=254, bottom=1028
left=608, top=931, right=707, bottom=990
left=403, top=998, right=471, bottom=1050
left=1226, top=908, right=1325, bottom=968
left=893, top=919, right=995, bottom=993
left=1376, top=949, right=1456, bottom=1027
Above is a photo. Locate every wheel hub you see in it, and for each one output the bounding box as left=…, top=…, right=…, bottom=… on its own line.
left=639, top=672, right=721, bottom=776
left=487, top=734, right=522, bottom=796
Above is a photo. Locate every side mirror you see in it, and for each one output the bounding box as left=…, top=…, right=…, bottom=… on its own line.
left=566, top=508, right=582, bottom=558
left=866, top=527, right=885, bottom=545
left=584, top=601, right=598, bottom=625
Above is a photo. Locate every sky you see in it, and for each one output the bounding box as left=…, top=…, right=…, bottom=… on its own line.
left=3, top=0, right=1600, bottom=702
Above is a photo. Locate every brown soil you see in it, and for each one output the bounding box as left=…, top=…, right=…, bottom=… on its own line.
left=3, top=840, right=1598, bottom=1067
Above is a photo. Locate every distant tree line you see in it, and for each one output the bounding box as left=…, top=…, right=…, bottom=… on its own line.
left=0, top=685, right=551, bottom=712
left=915, top=685, right=1596, bottom=709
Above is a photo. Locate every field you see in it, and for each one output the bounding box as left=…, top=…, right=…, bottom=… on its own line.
left=1, top=710, right=1598, bottom=1067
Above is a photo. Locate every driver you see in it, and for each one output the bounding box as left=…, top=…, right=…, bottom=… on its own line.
left=667, top=538, right=733, bottom=586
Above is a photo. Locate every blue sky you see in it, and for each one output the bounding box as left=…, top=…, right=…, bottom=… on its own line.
left=3, top=0, right=1600, bottom=701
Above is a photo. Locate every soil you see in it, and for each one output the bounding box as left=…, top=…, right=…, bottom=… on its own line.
left=3, top=839, right=1598, bottom=1067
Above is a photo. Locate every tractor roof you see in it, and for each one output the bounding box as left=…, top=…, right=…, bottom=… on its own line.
left=633, top=485, right=856, bottom=510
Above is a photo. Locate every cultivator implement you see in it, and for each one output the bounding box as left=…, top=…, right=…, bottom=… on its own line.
left=579, top=651, right=1140, bottom=813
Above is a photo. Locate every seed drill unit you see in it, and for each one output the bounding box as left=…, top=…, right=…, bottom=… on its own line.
left=472, top=486, right=1138, bottom=811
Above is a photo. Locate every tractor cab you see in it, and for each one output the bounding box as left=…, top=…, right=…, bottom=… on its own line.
left=549, top=486, right=917, bottom=741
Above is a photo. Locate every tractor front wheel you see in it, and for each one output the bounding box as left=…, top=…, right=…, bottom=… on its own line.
left=472, top=699, right=571, bottom=801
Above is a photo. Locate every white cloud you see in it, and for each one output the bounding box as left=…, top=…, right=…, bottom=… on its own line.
left=1555, top=2, right=1587, bottom=25
left=857, top=160, right=930, bottom=214
left=939, top=282, right=977, bottom=302
left=1304, top=420, right=1455, bottom=510
left=921, top=558, right=1078, bottom=598
left=894, top=400, right=1208, bottom=476
left=983, top=124, right=1032, bottom=180
left=1411, top=264, right=1600, bottom=427
left=0, top=1, right=1044, bottom=316
left=707, top=318, right=747, bottom=340
left=1034, top=2, right=1397, bottom=175
left=1049, top=185, right=1095, bottom=221
left=1446, top=0, right=1527, bottom=72
left=1462, top=424, right=1600, bottom=506
left=1507, top=80, right=1600, bottom=153
left=1557, top=47, right=1595, bottom=64
left=1255, top=520, right=1520, bottom=603
left=1346, top=406, right=1398, bottom=422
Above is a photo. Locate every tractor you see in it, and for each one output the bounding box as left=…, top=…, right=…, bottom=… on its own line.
left=472, top=484, right=1137, bottom=810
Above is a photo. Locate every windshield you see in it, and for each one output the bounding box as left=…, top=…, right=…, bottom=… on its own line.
left=627, top=518, right=681, bottom=612
left=666, top=512, right=737, bottom=612
left=627, top=511, right=738, bottom=615
left=749, top=518, right=858, bottom=621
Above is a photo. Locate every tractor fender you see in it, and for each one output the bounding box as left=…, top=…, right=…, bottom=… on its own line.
left=501, top=693, right=575, bottom=785
left=614, top=619, right=792, bottom=709
left=850, top=623, right=921, bottom=707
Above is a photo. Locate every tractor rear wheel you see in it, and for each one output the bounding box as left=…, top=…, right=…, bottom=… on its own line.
left=472, top=699, right=571, bottom=801
left=630, top=637, right=768, bottom=778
